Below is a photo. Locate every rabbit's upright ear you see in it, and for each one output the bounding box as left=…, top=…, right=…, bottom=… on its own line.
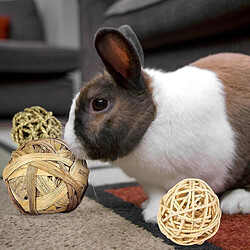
left=118, top=25, right=144, bottom=67
left=94, top=27, right=144, bottom=91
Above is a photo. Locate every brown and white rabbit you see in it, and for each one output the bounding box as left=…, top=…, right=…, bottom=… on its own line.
left=64, top=25, right=250, bottom=222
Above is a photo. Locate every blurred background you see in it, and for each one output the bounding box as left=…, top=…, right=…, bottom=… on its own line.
left=0, top=0, right=250, bottom=118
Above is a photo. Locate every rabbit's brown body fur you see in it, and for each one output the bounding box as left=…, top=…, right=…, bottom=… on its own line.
left=192, top=53, right=250, bottom=189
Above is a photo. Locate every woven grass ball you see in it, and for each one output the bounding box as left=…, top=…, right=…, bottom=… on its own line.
left=11, top=106, right=62, bottom=146
left=3, top=138, right=89, bottom=215
left=157, top=178, right=221, bottom=246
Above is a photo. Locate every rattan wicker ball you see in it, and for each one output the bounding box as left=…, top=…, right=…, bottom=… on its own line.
left=11, top=106, right=62, bottom=146
left=157, top=178, right=221, bottom=246
left=3, top=138, right=89, bottom=215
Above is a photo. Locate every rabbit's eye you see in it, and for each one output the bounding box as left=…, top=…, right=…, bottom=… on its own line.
left=92, top=98, right=108, bottom=111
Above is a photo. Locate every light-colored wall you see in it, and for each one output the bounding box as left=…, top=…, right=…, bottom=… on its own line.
left=35, top=0, right=81, bottom=92
left=35, top=0, right=80, bottom=48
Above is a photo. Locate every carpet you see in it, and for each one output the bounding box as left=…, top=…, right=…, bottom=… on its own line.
left=0, top=121, right=249, bottom=250
left=0, top=181, right=172, bottom=250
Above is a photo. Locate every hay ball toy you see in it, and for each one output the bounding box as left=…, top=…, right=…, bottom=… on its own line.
left=157, top=178, right=221, bottom=246
left=3, top=138, right=89, bottom=215
left=11, top=106, right=62, bottom=146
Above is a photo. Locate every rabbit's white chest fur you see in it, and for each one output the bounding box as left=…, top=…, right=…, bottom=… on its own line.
left=114, top=66, right=235, bottom=194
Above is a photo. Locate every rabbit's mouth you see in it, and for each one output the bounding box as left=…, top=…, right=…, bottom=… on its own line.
left=63, top=93, right=89, bottom=160
left=67, top=136, right=87, bottom=160
left=64, top=119, right=87, bottom=160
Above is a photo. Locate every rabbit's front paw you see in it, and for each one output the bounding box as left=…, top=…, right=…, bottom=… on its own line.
left=142, top=206, right=158, bottom=223
left=221, top=189, right=250, bottom=214
left=141, top=198, right=160, bottom=223
left=141, top=200, right=149, bottom=210
left=141, top=189, right=165, bottom=223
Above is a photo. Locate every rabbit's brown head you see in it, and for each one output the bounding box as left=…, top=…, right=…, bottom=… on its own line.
left=72, top=26, right=156, bottom=161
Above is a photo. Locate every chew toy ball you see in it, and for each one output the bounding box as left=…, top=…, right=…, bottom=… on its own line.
left=157, top=178, right=221, bottom=246
left=3, top=138, right=89, bottom=215
left=11, top=106, right=62, bottom=146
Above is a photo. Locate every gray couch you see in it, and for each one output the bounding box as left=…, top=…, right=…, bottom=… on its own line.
left=79, top=0, right=250, bottom=82
left=0, top=0, right=80, bottom=117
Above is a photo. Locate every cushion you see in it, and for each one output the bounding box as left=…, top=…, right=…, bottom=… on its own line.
left=104, top=0, right=250, bottom=50
left=105, top=0, right=164, bottom=16
left=0, top=40, right=80, bottom=74
left=0, top=16, right=10, bottom=39
left=0, top=0, right=44, bottom=41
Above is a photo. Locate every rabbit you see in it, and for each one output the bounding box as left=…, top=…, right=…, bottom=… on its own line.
left=64, top=25, right=250, bottom=223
